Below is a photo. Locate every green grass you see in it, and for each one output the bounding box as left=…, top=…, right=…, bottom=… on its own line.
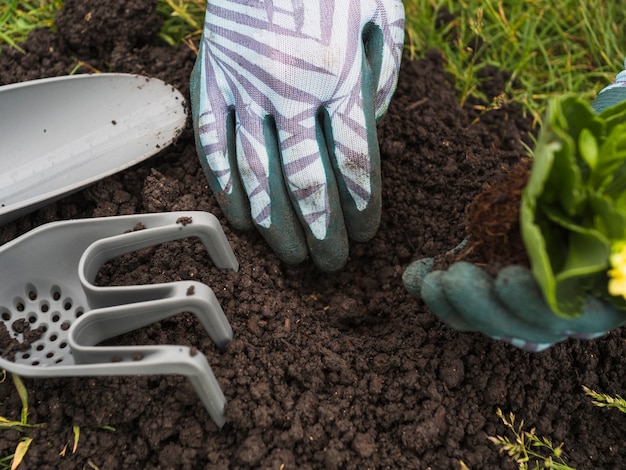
left=489, top=408, right=574, bottom=470
left=490, top=389, right=626, bottom=470
left=583, top=385, right=626, bottom=414
left=0, top=370, right=115, bottom=468
left=404, top=0, right=625, bottom=124
left=1, top=0, right=624, bottom=125
left=0, top=373, right=44, bottom=470
left=0, top=0, right=62, bottom=53
left=156, top=0, right=205, bottom=52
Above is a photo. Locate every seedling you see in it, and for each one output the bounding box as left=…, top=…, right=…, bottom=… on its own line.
left=521, top=95, right=626, bottom=317
left=489, top=408, right=574, bottom=470
left=583, top=385, right=626, bottom=414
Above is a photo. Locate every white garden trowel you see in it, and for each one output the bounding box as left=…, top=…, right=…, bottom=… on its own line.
left=0, top=73, right=187, bottom=224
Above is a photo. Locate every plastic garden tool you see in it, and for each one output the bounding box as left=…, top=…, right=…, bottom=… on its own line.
left=0, top=211, right=238, bottom=427
left=0, top=73, right=186, bottom=225
left=403, top=63, right=626, bottom=352
left=191, top=0, right=405, bottom=271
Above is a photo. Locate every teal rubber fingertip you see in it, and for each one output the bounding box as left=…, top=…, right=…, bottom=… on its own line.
left=592, top=62, right=626, bottom=114
left=420, top=269, right=475, bottom=331
left=306, top=228, right=349, bottom=272
left=592, top=85, right=626, bottom=114
left=402, top=257, right=434, bottom=298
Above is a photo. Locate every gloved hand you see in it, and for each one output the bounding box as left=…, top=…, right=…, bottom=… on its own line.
left=403, top=258, right=626, bottom=352
left=402, top=62, right=626, bottom=351
left=591, top=58, right=626, bottom=113
left=190, top=1, right=405, bottom=271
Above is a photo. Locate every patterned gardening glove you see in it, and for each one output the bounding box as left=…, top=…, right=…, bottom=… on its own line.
left=190, top=0, right=405, bottom=271
left=592, top=58, right=626, bottom=114
left=402, top=64, right=626, bottom=352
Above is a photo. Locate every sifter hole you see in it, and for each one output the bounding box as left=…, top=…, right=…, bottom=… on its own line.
left=51, top=286, right=61, bottom=301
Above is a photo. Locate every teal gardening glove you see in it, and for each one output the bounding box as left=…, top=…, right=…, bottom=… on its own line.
left=190, top=1, right=405, bottom=271
left=403, top=62, right=626, bottom=352
left=403, top=258, right=626, bottom=352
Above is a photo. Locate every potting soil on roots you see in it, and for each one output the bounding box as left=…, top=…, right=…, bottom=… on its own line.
left=1, top=1, right=626, bottom=469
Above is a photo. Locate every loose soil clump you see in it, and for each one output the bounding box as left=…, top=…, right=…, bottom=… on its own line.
left=455, top=158, right=533, bottom=274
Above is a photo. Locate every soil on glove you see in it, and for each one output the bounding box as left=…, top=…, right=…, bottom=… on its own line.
left=450, top=158, right=533, bottom=275
left=1, top=1, right=626, bottom=469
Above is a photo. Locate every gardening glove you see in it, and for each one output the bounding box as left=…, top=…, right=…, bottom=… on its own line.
left=402, top=62, right=626, bottom=352
left=190, top=0, right=405, bottom=271
left=403, top=258, right=626, bottom=352
left=591, top=58, right=626, bottom=113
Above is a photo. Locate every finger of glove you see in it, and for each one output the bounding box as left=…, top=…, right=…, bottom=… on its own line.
left=496, top=265, right=626, bottom=337
left=277, top=114, right=349, bottom=271
left=323, top=84, right=380, bottom=242
left=420, top=270, right=476, bottom=332
left=235, top=113, right=308, bottom=265
left=190, top=47, right=253, bottom=231
left=402, top=241, right=470, bottom=297
left=591, top=65, right=626, bottom=114
left=363, top=1, right=405, bottom=121
left=402, top=257, right=435, bottom=298
left=442, top=262, right=567, bottom=348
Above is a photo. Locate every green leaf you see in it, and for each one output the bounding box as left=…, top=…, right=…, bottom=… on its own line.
left=579, top=128, right=599, bottom=171
left=557, top=229, right=610, bottom=278
left=529, top=205, right=610, bottom=317
left=589, top=193, right=626, bottom=239
left=548, top=129, right=586, bottom=216
left=11, top=437, right=32, bottom=470
left=520, top=93, right=626, bottom=318
left=523, top=134, right=559, bottom=202
left=559, top=95, right=604, bottom=169
left=521, top=202, right=558, bottom=312
left=594, top=123, right=626, bottom=192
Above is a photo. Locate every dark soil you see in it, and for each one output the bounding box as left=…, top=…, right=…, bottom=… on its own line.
left=456, top=158, right=533, bottom=275
left=1, top=1, right=626, bottom=469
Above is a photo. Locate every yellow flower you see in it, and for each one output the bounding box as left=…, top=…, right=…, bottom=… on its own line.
left=608, top=242, right=626, bottom=300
